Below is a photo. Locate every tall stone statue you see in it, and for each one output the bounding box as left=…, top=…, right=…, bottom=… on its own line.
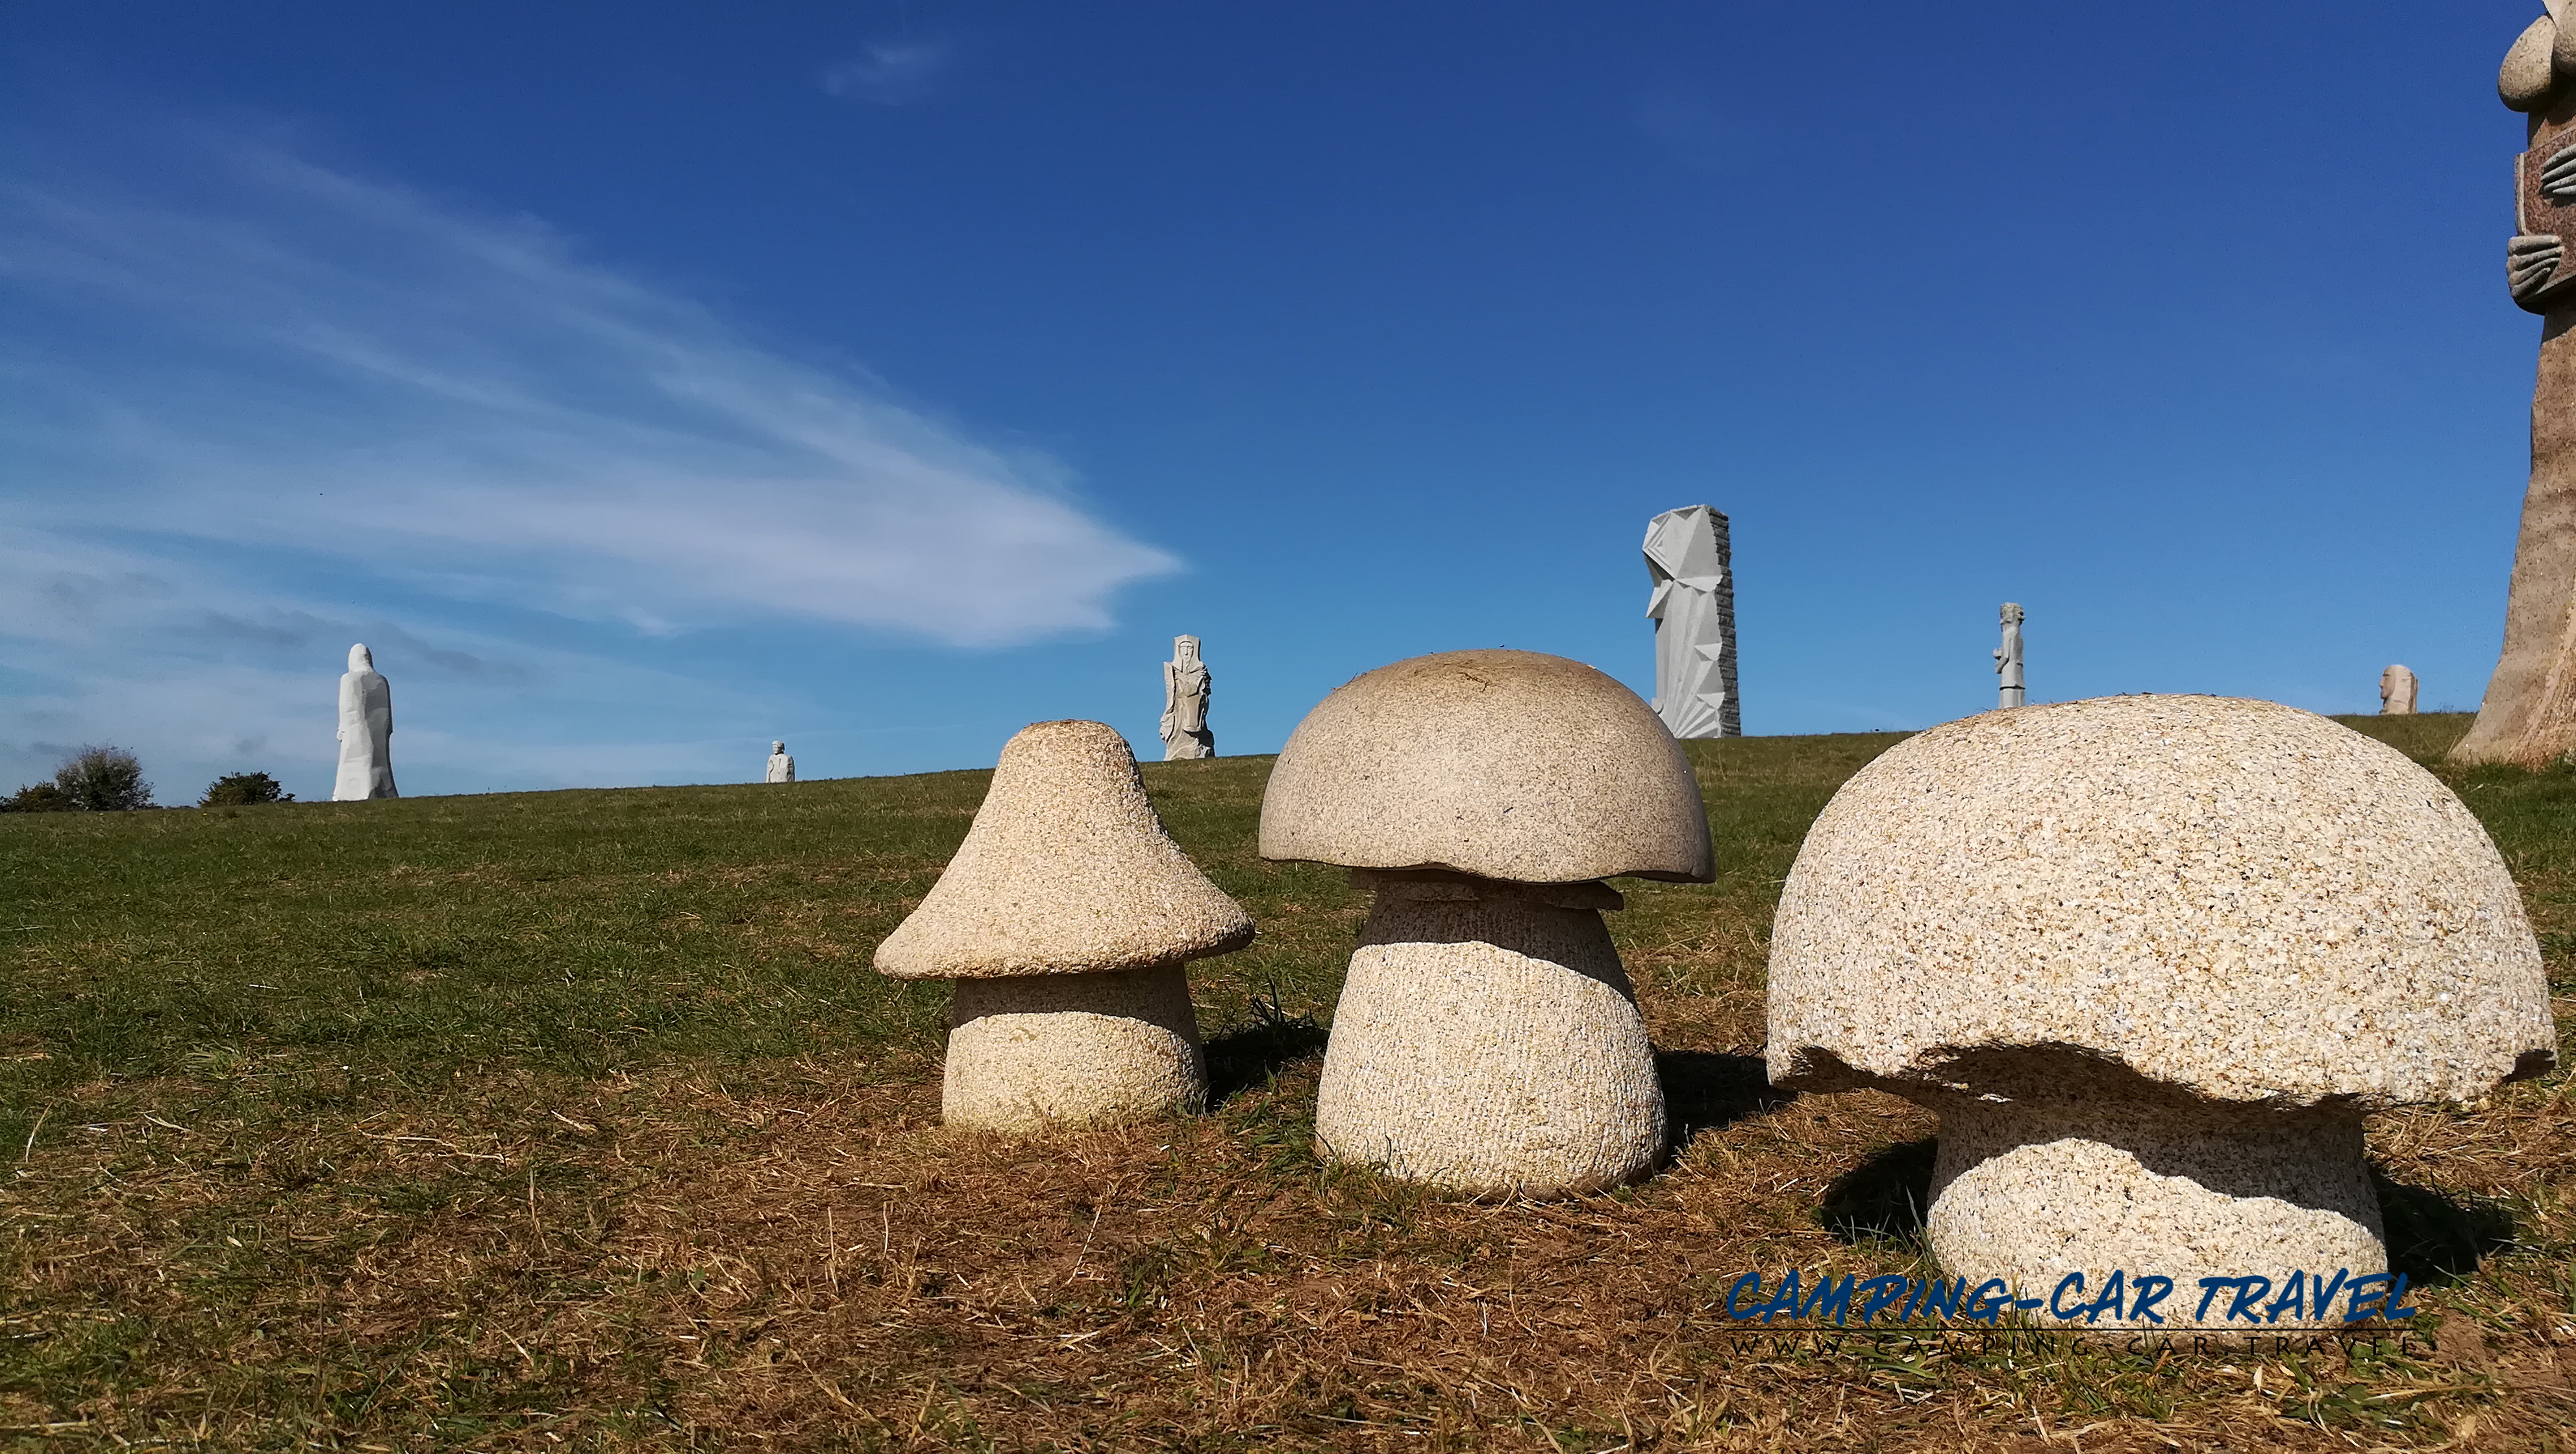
left=766, top=740, right=796, bottom=783
left=2381, top=665, right=2420, bottom=716
left=2460, top=6, right=2576, bottom=766
left=1993, top=604, right=2025, bottom=709
left=1160, top=635, right=1214, bottom=760
left=332, top=643, right=397, bottom=801
left=1644, top=504, right=1740, bottom=738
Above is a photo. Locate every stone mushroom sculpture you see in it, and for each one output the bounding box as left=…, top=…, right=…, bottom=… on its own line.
left=874, top=720, right=1254, bottom=1131
left=1260, top=650, right=1715, bottom=1196
left=1768, top=695, right=2557, bottom=1326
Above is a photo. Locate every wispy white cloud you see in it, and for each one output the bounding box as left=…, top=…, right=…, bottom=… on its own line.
left=823, top=40, right=953, bottom=106
left=0, top=131, right=1175, bottom=647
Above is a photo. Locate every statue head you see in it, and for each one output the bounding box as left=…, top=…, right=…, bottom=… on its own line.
left=2000, top=602, right=2024, bottom=627
left=1174, top=634, right=1200, bottom=665
left=347, top=643, right=374, bottom=672
left=772, top=741, right=787, bottom=754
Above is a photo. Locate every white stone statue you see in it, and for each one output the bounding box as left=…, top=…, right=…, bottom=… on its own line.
left=1644, top=505, right=1739, bottom=738
left=766, top=740, right=796, bottom=783
left=332, top=643, right=397, bottom=801
left=2381, top=665, right=2420, bottom=716
left=1161, top=635, right=1215, bottom=760
left=1994, top=603, right=2025, bottom=709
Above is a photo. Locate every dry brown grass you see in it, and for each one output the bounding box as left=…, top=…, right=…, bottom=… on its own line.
left=3, top=717, right=2572, bottom=1450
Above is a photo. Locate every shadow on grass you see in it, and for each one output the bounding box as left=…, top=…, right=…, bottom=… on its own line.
left=1811, top=1140, right=2520, bottom=1280
left=1659, top=1050, right=1794, bottom=1150
left=1822, top=1137, right=1935, bottom=1246
left=1204, top=989, right=1330, bottom=1107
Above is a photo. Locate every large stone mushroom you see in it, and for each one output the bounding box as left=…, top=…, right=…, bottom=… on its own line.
left=1260, top=650, right=1715, bottom=1196
left=876, top=720, right=1254, bottom=1131
left=1768, top=696, right=2558, bottom=1325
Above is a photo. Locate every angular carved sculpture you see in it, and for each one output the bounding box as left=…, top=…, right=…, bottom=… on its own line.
left=1768, top=696, right=2557, bottom=1327
left=1993, top=603, right=2025, bottom=709
left=332, top=643, right=397, bottom=802
left=2380, top=665, right=2419, bottom=716
left=1260, top=650, right=1715, bottom=1196
left=2460, top=5, right=2576, bottom=765
left=1644, top=505, right=1740, bottom=739
left=1161, top=635, right=1215, bottom=760
left=874, top=721, right=1252, bottom=1131
left=766, top=741, right=796, bottom=783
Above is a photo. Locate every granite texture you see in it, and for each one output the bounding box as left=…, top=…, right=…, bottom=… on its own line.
left=943, top=964, right=1206, bottom=1131
left=1313, top=873, right=1663, bottom=1196
left=875, top=719, right=1254, bottom=980
left=1926, top=1094, right=2384, bottom=1330
left=1259, top=650, right=1715, bottom=885
left=1769, top=695, right=2555, bottom=1108
left=2504, top=14, right=2557, bottom=112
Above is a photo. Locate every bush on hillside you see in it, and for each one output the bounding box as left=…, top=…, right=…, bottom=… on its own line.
left=2, top=782, right=75, bottom=813
left=50, top=746, right=153, bottom=812
left=200, top=772, right=293, bottom=807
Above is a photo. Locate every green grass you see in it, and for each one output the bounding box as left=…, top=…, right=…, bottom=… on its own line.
left=1, top=712, right=2571, bottom=1451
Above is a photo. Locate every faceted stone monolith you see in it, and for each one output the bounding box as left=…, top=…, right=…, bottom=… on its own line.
left=1768, top=696, right=2557, bottom=1328
left=332, top=643, right=397, bottom=802
left=1644, top=506, right=1739, bottom=739
left=1994, top=604, right=2025, bottom=709
left=2459, top=7, right=2576, bottom=767
left=766, top=741, right=796, bottom=783
left=1161, top=635, right=1215, bottom=760
left=2381, top=665, right=2420, bottom=716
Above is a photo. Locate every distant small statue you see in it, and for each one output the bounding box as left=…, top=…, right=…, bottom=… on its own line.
left=332, top=643, right=397, bottom=801
left=1993, top=604, right=2026, bottom=709
left=1161, top=635, right=1215, bottom=760
left=1644, top=504, right=1740, bottom=738
left=766, top=740, right=796, bottom=783
left=2381, top=665, right=2420, bottom=717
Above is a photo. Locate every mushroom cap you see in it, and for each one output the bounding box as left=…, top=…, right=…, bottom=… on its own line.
left=874, top=720, right=1254, bottom=980
left=1766, top=695, right=2557, bottom=1109
left=1259, top=650, right=1715, bottom=883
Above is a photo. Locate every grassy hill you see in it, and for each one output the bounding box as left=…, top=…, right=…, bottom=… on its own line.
left=1, top=713, right=2570, bottom=1449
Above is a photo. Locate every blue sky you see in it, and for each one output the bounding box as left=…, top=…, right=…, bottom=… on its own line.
left=0, top=2, right=2551, bottom=797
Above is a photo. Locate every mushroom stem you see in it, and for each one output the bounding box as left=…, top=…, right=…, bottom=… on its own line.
left=943, top=963, right=1206, bottom=1131
left=1924, top=1094, right=2386, bottom=1329
left=1314, top=872, right=1664, bottom=1196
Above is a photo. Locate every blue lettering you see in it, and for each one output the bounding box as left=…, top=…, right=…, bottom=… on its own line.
left=1855, top=1275, right=1911, bottom=1325
left=1724, top=1272, right=1765, bottom=1320
left=1918, top=1276, right=1963, bottom=1322
left=2225, top=1277, right=2275, bottom=1324
left=2386, top=1273, right=2418, bottom=1321
left=1801, top=1274, right=1858, bottom=1325
left=2342, top=1273, right=2391, bottom=1324
left=2129, top=1275, right=2173, bottom=1325
left=2312, top=1268, right=2351, bottom=1316
left=2080, top=1270, right=2129, bottom=1324
left=2048, top=1273, right=2088, bottom=1320
left=1964, top=1279, right=2011, bottom=1324
left=2194, top=1277, right=2235, bottom=1321
left=1756, top=1270, right=1803, bottom=1324
left=2264, top=1271, right=2307, bottom=1324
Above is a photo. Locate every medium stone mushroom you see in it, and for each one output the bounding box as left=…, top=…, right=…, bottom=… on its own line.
left=875, top=719, right=1253, bottom=1131
left=1260, top=650, right=1715, bottom=1196
left=1768, top=695, right=2557, bottom=1327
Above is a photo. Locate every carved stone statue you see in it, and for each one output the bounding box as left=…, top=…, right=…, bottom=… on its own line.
left=766, top=741, right=796, bottom=783
left=1644, top=505, right=1739, bottom=738
left=1993, top=604, right=2026, bottom=709
left=2381, top=665, right=2420, bottom=716
left=332, top=643, right=397, bottom=801
left=1161, top=635, right=1214, bottom=760
left=2460, top=5, right=2576, bottom=765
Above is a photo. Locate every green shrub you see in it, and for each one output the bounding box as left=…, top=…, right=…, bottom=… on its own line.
left=200, top=772, right=293, bottom=807
left=51, top=746, right=153, bottom=812
left=2, top=782, right=75, bottom=813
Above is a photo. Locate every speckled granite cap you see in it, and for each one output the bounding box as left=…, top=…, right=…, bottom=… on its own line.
left=1767, top=695, right=2557, bottom=1108
left=874, top=720, right=1254, bottom=980
left=1259, top=650, right=1714, bottom=884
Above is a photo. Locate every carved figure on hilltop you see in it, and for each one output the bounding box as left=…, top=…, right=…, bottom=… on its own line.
left=767, top=741, right=796, bottom=783
left=1993, top=604, right=2025, bottom=709
left=332, top=643, right=397, bottom=801
left=1161, top=635, right=1214, bottom=760
left=1644, top=505, right=1740, bottom=739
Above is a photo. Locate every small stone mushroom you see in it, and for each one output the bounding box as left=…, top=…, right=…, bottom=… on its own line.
left=1259, top=650, right=1715, bottom=1196
left=874, top=720, right=1253, bottom=1131
left=1768, top=695, right=2558, bottom=1327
